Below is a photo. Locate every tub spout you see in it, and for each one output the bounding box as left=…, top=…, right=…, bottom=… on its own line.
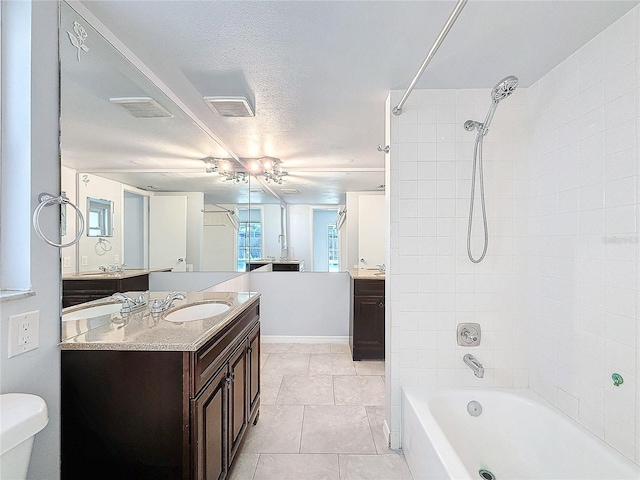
left=463, top=354, right=484, bottom=378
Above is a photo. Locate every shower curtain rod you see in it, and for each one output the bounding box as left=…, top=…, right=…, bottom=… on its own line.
left=392, top=0, right=468, bottom=116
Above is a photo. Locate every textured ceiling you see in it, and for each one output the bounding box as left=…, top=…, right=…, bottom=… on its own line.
left=70, top=0, right=638, bottom=204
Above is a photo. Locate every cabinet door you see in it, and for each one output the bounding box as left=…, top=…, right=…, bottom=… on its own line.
left=228, top=342, right=248, bottom=464
left=354, top=296, right=385, bottom=350
left=192, top=367, right=228, bottom=480
left=247, top=324, right=260, bottom=416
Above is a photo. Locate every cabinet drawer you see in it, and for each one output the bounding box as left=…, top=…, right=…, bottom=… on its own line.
left=353, top=279, right=384, bottom=296
left=191, top=301, right=260, bottom=396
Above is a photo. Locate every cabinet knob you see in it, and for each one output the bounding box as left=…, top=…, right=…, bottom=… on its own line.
left=247, top=346, right=252, bottom=354
left=378, top=302, right=384, bottom=308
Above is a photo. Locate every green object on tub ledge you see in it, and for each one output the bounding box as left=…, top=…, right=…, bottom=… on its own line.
left=611, top=373, right=624, bottom=387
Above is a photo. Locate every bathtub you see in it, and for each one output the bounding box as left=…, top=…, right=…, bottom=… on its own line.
left=402, top=387, right=640, bottom=480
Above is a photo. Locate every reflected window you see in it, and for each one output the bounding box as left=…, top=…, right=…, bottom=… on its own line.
left=328, top=224, right=339, bottom=272
left=237, top=208, right=262, bottom=271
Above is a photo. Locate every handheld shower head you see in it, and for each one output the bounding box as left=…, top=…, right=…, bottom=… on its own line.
left=491, top=75, right=518, bottom=102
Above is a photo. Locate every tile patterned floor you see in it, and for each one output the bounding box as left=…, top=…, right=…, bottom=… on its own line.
left=229, top=343, right=412, bottom=480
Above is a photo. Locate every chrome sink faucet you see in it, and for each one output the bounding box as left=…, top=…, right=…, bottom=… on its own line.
left=112, top=291, right=148, bottom=314
left=463, top=354, right=484, bottom=378
left=150, top=292, right=187, bottom=314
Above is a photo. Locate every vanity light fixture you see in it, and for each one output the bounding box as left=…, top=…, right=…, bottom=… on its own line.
left=250, top=157, right=288, bottom=184
left=203, top=157, right=248, bottom=184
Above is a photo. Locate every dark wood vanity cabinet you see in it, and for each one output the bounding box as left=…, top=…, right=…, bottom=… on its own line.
left=62, top=300, right=260, bottom=480
left=350, top=279, right=385, bottom=360
left=62, top=274, right=150, bottom=307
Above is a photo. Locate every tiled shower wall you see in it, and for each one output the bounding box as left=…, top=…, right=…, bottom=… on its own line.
left=385, top=87, right=529, bottom=446
left=522, top=8, right=639, bottom=462
left=387, top=5, right=640, bottom=464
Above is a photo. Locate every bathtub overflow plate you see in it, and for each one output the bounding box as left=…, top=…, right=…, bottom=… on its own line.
left=467, top=400, right=482, bottom=417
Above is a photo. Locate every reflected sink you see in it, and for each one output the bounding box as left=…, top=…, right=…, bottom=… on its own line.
left=63, top=303, right=122, bottom=321
left=164, top=303, right=231, bottom=323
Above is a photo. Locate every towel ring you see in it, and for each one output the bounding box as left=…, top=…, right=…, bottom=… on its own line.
left=32, top=192, right=85, bottom=248
left=95, top=237, right=112, bottom=255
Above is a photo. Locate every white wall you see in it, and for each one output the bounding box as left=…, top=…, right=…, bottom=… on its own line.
left=388, top=6, right=640, bottom=465
left=202, top=206, right=236, bottom=271
left=0, top=2, right=62, bottom=477
left=358, top=194, right=385, bottom=268
left=287, top=205, right=312, bottom=267
left=521, top=8, right=639, bottom=462
left=343, top=191, right=384, bottom=270
left=149, top=271, right=246, bottom=292
left=248, top=272, right=350, bottom=337
left=157, top=191, right=204, bottom=271
left=262, top=204, right=282, bottom=259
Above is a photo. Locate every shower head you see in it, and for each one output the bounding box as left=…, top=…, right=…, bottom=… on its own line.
left=491, top=75, right=518, bottom=102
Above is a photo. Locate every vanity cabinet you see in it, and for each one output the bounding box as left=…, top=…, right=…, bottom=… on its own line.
left=61, top=299, right=260, bottom=480
left=350, top=278, right=385, bottom=360
left=62, top=274, right=150, bottom=307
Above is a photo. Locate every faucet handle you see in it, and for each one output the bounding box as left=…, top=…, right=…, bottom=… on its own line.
left=150, top=298, right=164, bottom=315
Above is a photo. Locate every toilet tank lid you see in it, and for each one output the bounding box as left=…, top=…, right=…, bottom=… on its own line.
left=0, top=394, right=49, bottom=455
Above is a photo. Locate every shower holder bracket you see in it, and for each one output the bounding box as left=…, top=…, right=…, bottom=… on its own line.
left=457, top=323, right=481, bottom=347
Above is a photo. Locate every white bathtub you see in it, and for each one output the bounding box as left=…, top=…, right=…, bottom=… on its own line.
left=402, top=387, right=640, bottom=480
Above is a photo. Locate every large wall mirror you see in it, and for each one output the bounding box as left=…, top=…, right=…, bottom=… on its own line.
left=59, top=1, right=385, bottom=275
left=59, top=1, right=251, bottom=274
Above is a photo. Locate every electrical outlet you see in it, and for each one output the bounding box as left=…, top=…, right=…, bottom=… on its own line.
left=8, top=311, right=39, bottom=358
left=63, top=256, right=71, bottom=268
left=114, top=254, right=119, bottom=264
left=81, top=256, right=88, bottom=266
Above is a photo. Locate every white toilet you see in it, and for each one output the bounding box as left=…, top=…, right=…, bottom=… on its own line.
left=0, top=394, right=49, bottom=480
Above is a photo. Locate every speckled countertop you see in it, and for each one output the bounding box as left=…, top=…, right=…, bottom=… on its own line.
left=62, top=268, right=170, bottom=280
left=60, top=291, right=260, bottom=351
left=348, top=268, right=385, bottom=280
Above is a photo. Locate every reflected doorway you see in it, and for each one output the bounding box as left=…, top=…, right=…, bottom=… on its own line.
left=123, top=191, right=148, bottom=269
left=312, top=208, right=339, bottom=272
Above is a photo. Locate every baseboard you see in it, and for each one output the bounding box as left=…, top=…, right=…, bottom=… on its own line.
left=383, top=419, right=392, bottom=449
left=261, top=335, right=349, bottom=344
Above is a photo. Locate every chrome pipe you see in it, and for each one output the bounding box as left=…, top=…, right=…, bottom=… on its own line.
left=392, top=0, right=468, bottom=116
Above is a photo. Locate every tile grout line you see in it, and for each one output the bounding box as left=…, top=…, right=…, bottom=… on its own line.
left=250, top=453, right=260, bottom=480
left=299, top=404, right=307, bottom=454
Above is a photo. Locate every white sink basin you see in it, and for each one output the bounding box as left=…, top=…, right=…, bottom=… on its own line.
left=63, top=303, right=122, bottom=321
left=164, top=303, right=230, bottom=323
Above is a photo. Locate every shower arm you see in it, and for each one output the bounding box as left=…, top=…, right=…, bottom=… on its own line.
left=392, top=0, right=468, bottom=116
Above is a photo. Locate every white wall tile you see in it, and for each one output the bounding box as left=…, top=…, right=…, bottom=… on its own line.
left=387, top=6, right=640, bottom=464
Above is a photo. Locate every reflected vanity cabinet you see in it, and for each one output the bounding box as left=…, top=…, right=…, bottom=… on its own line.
left=62, top=274, right=150, bottom=307
left=350, top=278, right=385, bottom=360
left=61, top=300, right=260, bottom=480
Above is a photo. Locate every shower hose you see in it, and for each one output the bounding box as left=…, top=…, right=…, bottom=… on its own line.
left=467, top=136, right=488, bottom=263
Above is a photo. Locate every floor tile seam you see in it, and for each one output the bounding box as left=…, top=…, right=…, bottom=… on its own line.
left=250, top=453, right=261, bottom=480
left=364, top=403, right=382, bottom=455
left=299, top=404, right=307, bottom=454
left=273, top=375, right=285, bottom=404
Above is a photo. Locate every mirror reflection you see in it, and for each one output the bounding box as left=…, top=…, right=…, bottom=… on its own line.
left=59, top=1, right=385, bottom=277
left=86, top=197, right=113, bottom=237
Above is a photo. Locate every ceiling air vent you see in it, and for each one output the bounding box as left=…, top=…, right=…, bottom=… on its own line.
left=109, top=97, right=173, bottom=118
left=281, top=189, right=299, bottom=195
left=204, top=96, right=255, bottom=117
